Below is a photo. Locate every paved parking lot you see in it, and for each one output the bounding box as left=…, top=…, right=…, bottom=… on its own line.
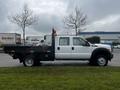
left=0, top=49, right=119, bottom=67
left=0, top=54, right=23, bottom=67
left=108, top=49, right=120, bottom=66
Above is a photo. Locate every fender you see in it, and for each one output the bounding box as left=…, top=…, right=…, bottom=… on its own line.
left=91, top=48, right=112, bottom=61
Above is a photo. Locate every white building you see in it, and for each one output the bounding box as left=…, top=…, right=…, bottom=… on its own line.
left=26, top=36, right=44, bottom=45
left=0, top=33, right=21, bottom=45
left=79, top=32, right=120, bottom=44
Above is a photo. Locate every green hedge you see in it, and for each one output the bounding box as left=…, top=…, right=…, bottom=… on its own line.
left=86, top=36, right=100, bottom=44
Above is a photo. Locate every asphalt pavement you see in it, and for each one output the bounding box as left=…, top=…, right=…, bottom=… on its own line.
left=0, top=49, right=119, bottom=67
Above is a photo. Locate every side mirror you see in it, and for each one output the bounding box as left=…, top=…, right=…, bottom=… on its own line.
left=85, top=41, right=90, bottom=47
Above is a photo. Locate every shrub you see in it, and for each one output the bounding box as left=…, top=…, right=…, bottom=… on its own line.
left=86, top=36, right=100, bottom=44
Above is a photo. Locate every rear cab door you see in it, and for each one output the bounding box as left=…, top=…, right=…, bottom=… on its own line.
left=55, top=36, right=72, bottom=60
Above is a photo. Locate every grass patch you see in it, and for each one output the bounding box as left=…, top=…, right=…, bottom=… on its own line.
left=0, top=66, right=120, bottom=90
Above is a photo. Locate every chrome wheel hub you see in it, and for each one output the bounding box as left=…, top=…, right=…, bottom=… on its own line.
left=97, top=57, right=106, bottom=66
left=25, top=59, right=34, bottom=67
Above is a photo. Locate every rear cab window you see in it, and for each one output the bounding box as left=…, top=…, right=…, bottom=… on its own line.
left=59, top=37, right=70, bottom=46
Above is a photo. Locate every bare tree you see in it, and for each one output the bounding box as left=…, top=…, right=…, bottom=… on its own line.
left=64, top=7, right=87, bottom=35
left=8, top=4, right=37, bottom=45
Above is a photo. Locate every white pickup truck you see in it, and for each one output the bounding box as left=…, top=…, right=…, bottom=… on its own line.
left=4, top=30, right=113, bottom=67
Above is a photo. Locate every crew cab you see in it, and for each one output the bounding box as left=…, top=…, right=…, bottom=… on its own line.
left=3, top=30, right=113, bottom=67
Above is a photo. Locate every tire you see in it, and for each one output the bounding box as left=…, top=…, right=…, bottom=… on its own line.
left=95, top=55, right=108, bottom=66
left=23, top=56, right=34, bottom=67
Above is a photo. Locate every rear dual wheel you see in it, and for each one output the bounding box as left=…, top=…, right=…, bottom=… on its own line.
left=23, top=56, right=41, bottom=67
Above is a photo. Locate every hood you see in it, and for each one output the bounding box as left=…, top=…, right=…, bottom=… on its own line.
left=94, top=44, right=112, bottom=52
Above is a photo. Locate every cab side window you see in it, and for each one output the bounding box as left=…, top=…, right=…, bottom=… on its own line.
left=73, top=37, right=86, bottom=46
left=59, top=37, right=70, bottom=46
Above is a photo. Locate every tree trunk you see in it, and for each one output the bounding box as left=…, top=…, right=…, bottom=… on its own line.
left=23, top=27, right=25, bottom=45
left=75, top=26, right=77, bottom=36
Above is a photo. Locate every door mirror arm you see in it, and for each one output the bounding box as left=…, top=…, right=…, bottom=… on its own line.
left=84, top=41, right=90, bottom=47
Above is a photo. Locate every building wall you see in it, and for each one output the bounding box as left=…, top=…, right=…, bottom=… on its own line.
left=15, top=34, right=21, bottom=44
left=0, top=33, right=21, bottom=45
left=79, top=32, right=120, bottom=43
left=26, top=36, right=44, bottom=45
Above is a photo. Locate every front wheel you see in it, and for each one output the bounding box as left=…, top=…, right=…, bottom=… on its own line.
left=95, top=55, right=108, bottom=66
left=23, top=56, right=34, bottom=67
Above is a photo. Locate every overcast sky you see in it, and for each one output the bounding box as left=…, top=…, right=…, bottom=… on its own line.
left=0, top=0, right=120, bottom=36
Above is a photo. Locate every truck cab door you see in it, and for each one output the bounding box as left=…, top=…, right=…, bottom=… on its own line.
left=71, top=37, right=92, bottom=59
left=55, top=37, right=72, bottom=60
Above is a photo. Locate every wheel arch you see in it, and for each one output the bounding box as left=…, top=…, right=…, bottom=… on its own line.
left=17, top=53, right=32, bottom=63
left=91, top=48, right=111, bottom=61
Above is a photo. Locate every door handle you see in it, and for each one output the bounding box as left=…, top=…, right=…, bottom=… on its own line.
left=72, top=47, right=74, bottom=50
left=57, top=47, right=60, bottom=50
